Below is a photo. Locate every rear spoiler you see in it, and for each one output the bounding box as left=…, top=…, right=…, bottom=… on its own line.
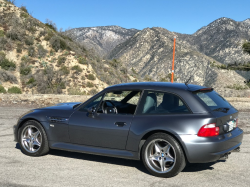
left=192, top=88, right=214, bottom=93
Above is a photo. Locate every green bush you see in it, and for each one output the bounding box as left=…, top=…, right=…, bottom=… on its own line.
left=0, top=30, right=5, bottom=37
left=20, top=6, right=28, bottom=13
left=0, top=58, right=16, bottom=71
left=86, top=81, right=94, bottom=88
left=50, top=36, right=68, bottom=52
left=8, top=86, right=22, bottom=94
left=71, top=65, right=82, bottom=73
left=78, top=57, right=87, bottom=65
left=57, top=56, right=66, bottom=65
left=0, top=85, right=6, bottom=93
left=0, top=51, right=6, bottom=62
left=226, top=84, right=248, bottom=90
left=88, top=88, right=98, bottom=95
left=20, top=12, right=29, bottom=18
left=87, top=74, right=96, bottom=80
left=16, top=43, right=22, bottom=53
left=25, top=36, right=34, bottom=46
left=20, top=66, right=31, bottom=75
left=28, top=46, right=35, bottom=57
left=44, top=31, right=54, bottom=41
left=243, top=41, right=250, bottom=55
left=37, top=44, right=47, bottom=58
left=27, top=77, right=36, bottom=84
left=60, top=66, right=70, bottom=75
left=68, top=87, right=86, bottom=95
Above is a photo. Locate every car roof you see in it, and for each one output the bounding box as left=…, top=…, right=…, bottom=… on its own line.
left=106, top=82, right=206, bottom=92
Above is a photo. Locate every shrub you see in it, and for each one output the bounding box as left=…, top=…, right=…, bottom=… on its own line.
left=78, top=57, right=87, bottom=65
left=16, top=43, right=22, bottom=53
left=0, top=58, right=16, bottom=71
left=0, top=85, right=6, bottom=93
left=50, top=36, right=68, bottom=52
left=81, top=76, right=85, bottom=80
left=27, top=77, right=35, bottom=84
left=35, top=67, right=66, bottom=94
left=8, top=86, right=22, bottom=94
left=67, top=87, right=86, bottom=95
left=0, top=30, right=5, bottom=37
left=44, top=31, right=54, bottom=41
left=45, top=19, right=57, bottom=32
left=21, top=55, right=30, bottom=64
left=0, top=38, right=8, bottom=50
left=0, top=51, right=6, bottom=62
left=60, top=66, right=70, bottom=75
left=0, top=69, right=18, bottom=83
left=86, top=81, right=94, bottom=88
left=20, top=6, right=28, bottom=13
left=243, top=41, right=250, bottom=55
left=87, top=74, right=96, bottom=80
left=28, top=46, right=35, bottom=57
left=57, top=56, right=66, bottom=65
left=20, top=66, right=31, bottom=75
left=71, top=65, right=82, bottom=73
left=226, top=84, right=248, bottom=90
left=37, top=44, right=47, bottom=58
left=88, top=88, right=98, bottom=95
left=25, top=36, right=34, bottom=46
left=20, top=12, right=29, bottom=18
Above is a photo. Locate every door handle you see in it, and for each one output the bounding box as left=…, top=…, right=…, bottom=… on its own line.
left=115, top=122, right=126, bottom=127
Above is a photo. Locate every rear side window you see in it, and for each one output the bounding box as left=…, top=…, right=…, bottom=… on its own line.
left=140, top=91, right=190, bottom=114
left=196, top=91, right=232, bottom=111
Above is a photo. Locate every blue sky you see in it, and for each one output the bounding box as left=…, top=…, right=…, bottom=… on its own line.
left=15, top=0, right=250, bottom=34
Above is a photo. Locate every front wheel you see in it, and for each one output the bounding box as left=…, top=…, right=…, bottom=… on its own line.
left=18, top=120, right=49, bottom=156
left=142, top=133, right=186, bottom=178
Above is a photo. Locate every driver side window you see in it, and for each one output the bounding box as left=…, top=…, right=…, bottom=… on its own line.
left=79, top=95, right=103, bottom=112
left=98, top=90, right=141, bottom=115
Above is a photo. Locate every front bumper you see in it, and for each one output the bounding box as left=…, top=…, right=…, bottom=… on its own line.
left=179, top=127, right=243, bottom=163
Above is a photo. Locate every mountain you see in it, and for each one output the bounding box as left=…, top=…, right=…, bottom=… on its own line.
left=107, top=26, right=250, bottom=95
left=64, top=26, right=139, bottom=57
left=0, top=0, right=133, bottom=95
left=191, top=17, right=250, bottom=64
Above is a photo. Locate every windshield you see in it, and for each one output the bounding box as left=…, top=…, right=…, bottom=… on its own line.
left=195, top=91, right=232, bottom=111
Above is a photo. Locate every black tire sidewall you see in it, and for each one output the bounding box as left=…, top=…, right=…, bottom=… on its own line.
left=18, top=120, right=49, bottom=156
left=142, top=133, right=186, bottom=178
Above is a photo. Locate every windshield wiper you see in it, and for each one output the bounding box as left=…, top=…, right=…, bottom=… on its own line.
left=213, top=107, right=230, bottom=113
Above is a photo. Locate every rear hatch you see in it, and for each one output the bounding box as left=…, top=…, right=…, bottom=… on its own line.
left=194, top=88, right=238, bottom=135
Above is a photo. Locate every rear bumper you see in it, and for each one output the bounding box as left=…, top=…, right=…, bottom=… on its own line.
left=179, top=127, right=243, bottom=163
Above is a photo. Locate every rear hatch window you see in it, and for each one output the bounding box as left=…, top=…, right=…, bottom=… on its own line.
left=195, top=91, right=232, bottom=111
left=195, top=90, right=238, bottom=134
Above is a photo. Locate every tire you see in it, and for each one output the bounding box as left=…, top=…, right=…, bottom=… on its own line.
left=142, top=133, right=186, bottom=178
left=18, top=120, right=49, bottom=156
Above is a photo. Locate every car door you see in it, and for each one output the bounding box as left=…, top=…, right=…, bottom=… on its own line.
left=68, top=90, right=142, bottom=150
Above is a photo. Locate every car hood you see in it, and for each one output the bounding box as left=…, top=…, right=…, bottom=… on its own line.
left=38, top=102, right=82, bottom=111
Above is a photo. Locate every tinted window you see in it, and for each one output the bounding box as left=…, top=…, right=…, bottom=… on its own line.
left=141, top=91, right=190, bottom=114
left=196, top=91, right=232, bottom=111
left=79, top=95, right=103, bottom=112
left=98, top=90, right=141, bottom=115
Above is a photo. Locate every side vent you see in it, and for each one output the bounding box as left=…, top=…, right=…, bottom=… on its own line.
left=48, top=117, right=69, bottom=123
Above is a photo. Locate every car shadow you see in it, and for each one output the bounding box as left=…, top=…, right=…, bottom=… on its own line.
left=15, top=143, right=226, bottom=175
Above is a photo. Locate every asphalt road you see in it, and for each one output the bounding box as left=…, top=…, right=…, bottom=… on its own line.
left=0, top=107, right=249, bottom=187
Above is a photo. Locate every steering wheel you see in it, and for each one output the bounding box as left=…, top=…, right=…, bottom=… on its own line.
left=101, top=100, right=118, bottom=114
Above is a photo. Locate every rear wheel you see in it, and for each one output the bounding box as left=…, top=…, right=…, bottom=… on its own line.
left=142, top=133, right=186, bottom=178
left=18, top=120, right=49, bottom=156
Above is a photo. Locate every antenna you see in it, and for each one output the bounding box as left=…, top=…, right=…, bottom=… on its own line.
left=185, top=75, right=193, bottom=88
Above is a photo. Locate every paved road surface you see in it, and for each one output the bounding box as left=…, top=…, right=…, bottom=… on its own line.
left=0, top=107, right=249, bottom=187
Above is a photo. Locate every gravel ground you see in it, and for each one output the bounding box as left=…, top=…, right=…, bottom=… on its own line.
left=0, top=107, right=249, bottom=187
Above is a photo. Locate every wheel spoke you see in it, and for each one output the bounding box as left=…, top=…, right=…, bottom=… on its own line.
left=33, top=140, right=41, bottom=147
left=154, top=142, right=161, bottom=153
left=160, top=157, right=165, bottom=172
left=27, top=127, right=32, bottom=137
left=28, top=141, right=33, bottom=151
left=163, top=144, right=171, bottom=154
left=33, top=131, right=40, bottom=139
left=149, top=155, right=160, bottom=161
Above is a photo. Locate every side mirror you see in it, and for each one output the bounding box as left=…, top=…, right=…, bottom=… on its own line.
left=87, top=107, right=96, bottom=117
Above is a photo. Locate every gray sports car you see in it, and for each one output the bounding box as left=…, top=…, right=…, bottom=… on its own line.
left=13, top=82, right=243, bottom=178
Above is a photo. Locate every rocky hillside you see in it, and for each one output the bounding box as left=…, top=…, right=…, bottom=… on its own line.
left=64, top=26, right=139, bottom=57
left=107, top=26, right=250, bottom=96
left=0, top=0, right=133, bottom=95
left=191, top=17, right=250, bottom=64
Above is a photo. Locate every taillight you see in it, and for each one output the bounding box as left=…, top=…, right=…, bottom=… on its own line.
left=197, top=123, right=219, bottom=137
